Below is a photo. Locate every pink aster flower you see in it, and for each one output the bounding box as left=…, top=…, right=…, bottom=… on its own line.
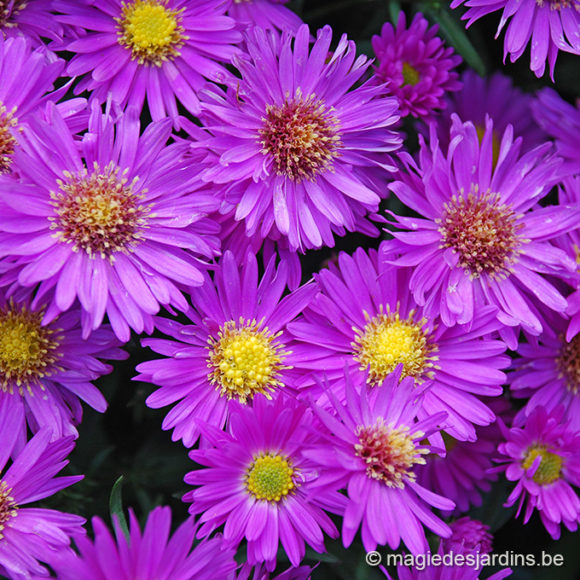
left=495, top=405, right=580, bottom=539
left=450, top=0, right=580, bottom=79
left=53, top=0, right=242, bottom=121
left=0, top=0, right=62, bottom=45
left=0, top=405, right=84, bottom=579
left=184, top=394, right=341, bottom=571
left=0, top=103, right=221, bottom=342
left=198, top=24, right=401, bottom=252
left=383, top=115, right=578, bottom=347
left=53, top=506, right=237, bottom=580
left=371, top=11, right=461, bottom=119
left=416, top=398, right=512, bottom=515
left=288, top=246, right=509, bottom=442
left=307, top=368, right=454, bottom=554
left=135, top=250, right=317, bottom=447
left=0, top=287, right=126, bottom=443
left=225, top=0, right=303, bottom=33
left=442, top=517, right=493, bottom=555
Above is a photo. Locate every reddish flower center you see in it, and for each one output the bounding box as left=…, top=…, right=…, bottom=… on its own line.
left=260, top=91, right=341, bottom=182
left=0, top=102, right=18, bottom=174
left=536, top=0, right=575, bottom=10
left=0, top=0, right=27, bottom=28
left=50, top=162, right=151, bottom=260
left=245, top=453, right=296, bottom=502
left=438, top=186, right=524, bottom=278
left=0, top=481, right=18, bottom=540
left=558, top=334, right=580, bottom=395
left=0, top=302, right=61, bottom=396
left=522, top=445, right=563, bottom=485
left=116, top=0, right=186, bottom=66
left=355, top=418, right=427, bottom=488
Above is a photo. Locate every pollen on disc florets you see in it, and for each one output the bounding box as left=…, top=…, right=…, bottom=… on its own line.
left=0, top=481, right=18, bottom=540
left=352, top=305, right=438, bottom=387
left=355, top=418, right=427, bottom=488
left=260, top=90, right=342, bottom=182
left=522, top=445, right=563, bottom=485
left=438, top=185, right=525, bottom=279
left=49, top=161, right=151, bottom=261
left=116, top=0, right=187, bottom=66
left=536, top=0, right=576, bottom=10
left=557, top=334, right=580, bottom=395
left=207, top=317, right=291, bottom=403
left=0, top=301, right=61, bottom=396
left=0, top=0, right=27, bottom=28
left=0, top=102, right=19, bottom=174
left=245, top=453, right=297, bottom=502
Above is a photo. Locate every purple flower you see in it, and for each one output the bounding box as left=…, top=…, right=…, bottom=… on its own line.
left=0, top=288, right=126, bottom=442
left=383, top=115, right=578, bottom=347
left=306, top=368, right=454, bottom=554
left=288, top=246, right=509, bottom=441
left=226, top=0, right=303, bottom=33
left=495, top=405, right=580, bottom=539
left=371, top=12, right=462, bottom=118
left=184, top=395, right=340, bottom=570
left=0, top=399, right=84, bottom=579
left=136, top=250, right=317, bottom=447
left=53, top=0, right=242, bottom=121
left=450, top=0, right=580, bottom=79
left=198, top=24, right=401, bottom=252
left=53, top=506, right=237, bottom=580
left=0, top=0, right=62, bottom=45
left=442, top=517, right=493, bottom=555
left=0, top=103, right=221, bottom=341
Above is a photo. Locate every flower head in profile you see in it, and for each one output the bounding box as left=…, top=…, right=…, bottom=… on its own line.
left=226, top=0, right=303, bottom=33
left=53, top=0, right=241, bottom=122
left=289, top=247, right=509, bottom=442
left=383, top=115, right=578, bottom=347
left=0, top=288, right=126, bottom=441
left=184, top=395, right=341, bottom=570
left=136, top=250, right=317, bottom=447
left=199, top=24, right=401, bottom=252
left=0, top=103, right=221, bottom=341
left=495, top=406, right=580, bottom=539
left=307, top=368, right=454, bottom=554
left=53, top=506, right=237, bottom=580
left=371, top=11, right=462, bottom=118
left=0, top=402, right=84, bottom=579
left=450, top=0, right=580, bottom=79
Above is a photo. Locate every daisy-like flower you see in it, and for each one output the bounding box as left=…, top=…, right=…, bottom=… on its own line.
left=383, top=115, right=578, bottom=347
left=53, top=0, right=241, bottom=121
left=199, top=24, right=401, bottom=252
left=416, top=398, right=512, bottom=514
left=0, top=403, right=84, bottom=579
left=0, top=287, right=126, bottom=442
left=0, top=0, right=62, bottom=45
left=432, top=70, right=547, bottom=156
left=0, top=103, right=221, bottom=342
left=307, top=368, right=454, bottom=554
left=184, top=394, right=341, bottom=570
left=135, top=250, right=317, bottom=447
left=450, top=0, right=580, bottom=79
left=371, top=11, right=462, bottom=118
left=53, top=506, right=237, bottom=580
left=288, top=246, right=509, bottom=441
left=495, top=405, right=580, bottom=539
left=226, top=0, right=303, bottom=33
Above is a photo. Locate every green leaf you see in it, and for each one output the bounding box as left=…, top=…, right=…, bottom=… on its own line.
left=388, top=1, right=401, bottom=25
left=109, top=475, right=130, bottom=540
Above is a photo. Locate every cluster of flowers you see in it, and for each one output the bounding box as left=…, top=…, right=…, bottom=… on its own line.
left=0, top=0, right=579, bottom=578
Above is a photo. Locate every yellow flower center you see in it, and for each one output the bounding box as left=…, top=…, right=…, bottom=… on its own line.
left=0, top=481, right=18, bottom=540
left=402, top=62, right=420, bottom=86
left=207, top=318, right=290, bottom=403
left=246, top=453, right=296, bottom=502
left=260, top=90, right=341, bottom=182
left=558, top=334, right=580, bottom=395
left=0, top=0, right=27, bottom=29
left=522, top=445, right=563, bottom=485
left=0, top=102, right=18, bottom=174
left=355, top=418, right=427, bottom=488
left=116, top=0, right=186, bottom=66
left=49, top=162, right=151, bottom=260
left=438, top=185, right=525, bottom=278
left=475, top=125, right=501, bottom=168
left=0, top=302, right=61, bottom=396
left=352, top=306, right=437, bottom=387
